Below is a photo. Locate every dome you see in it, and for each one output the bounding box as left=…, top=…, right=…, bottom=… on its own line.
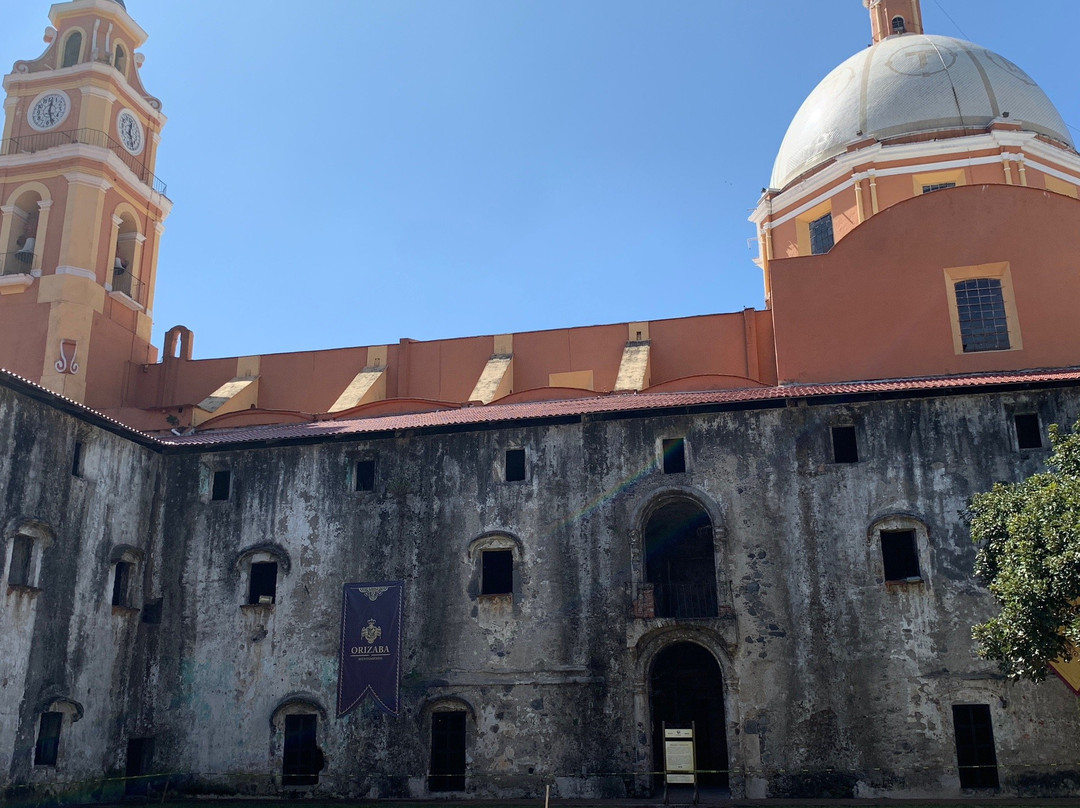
left=770, top=34, right=1074, bottom=191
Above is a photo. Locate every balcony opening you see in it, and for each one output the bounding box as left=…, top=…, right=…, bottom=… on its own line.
left=644, top=499, right=718, bottom=618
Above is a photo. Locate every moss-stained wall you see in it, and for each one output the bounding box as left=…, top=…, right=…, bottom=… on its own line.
left=3, top=378, right=1080, bottom=800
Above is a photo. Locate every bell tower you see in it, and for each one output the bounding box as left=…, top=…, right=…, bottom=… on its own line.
left=0, top=0, right=169, bottom=407
left=864, top=0, right=924, bottom=43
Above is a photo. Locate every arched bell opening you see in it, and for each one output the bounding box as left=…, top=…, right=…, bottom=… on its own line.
left=643, top=498, right=718, bottom=618
left=2, top=190, right=43, bottom=275
left=649, top=641, right=729, bottom=789
left=111, top=212, right=140, bottom=299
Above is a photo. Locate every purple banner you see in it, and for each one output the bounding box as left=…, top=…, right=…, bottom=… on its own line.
left=337, top=581, right=404, bottom=717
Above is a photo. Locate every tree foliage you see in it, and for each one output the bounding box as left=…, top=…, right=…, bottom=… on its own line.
left=969, top=420, right=1080, bottom=682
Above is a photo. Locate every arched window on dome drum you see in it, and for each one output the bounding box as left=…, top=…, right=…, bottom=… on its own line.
left=892, top=16, right=907, bottom=34
left=114, top=45, right=127, bottom=76
left=61, top=32, right=82, bottom=68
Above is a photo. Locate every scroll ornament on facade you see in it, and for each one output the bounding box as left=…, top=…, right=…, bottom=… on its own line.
left=55, top=339, right=79, bottom=375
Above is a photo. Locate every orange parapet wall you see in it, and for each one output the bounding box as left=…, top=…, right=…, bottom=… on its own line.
left=111, top=310, right=778, bottom=432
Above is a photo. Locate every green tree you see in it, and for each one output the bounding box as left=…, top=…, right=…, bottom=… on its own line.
left=969, top=420, right=1080, bottom=682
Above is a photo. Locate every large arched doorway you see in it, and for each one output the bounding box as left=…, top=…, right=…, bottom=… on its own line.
left=644, top=498, right=718, bottom=618
left=650, top=642, right=728, bottom=789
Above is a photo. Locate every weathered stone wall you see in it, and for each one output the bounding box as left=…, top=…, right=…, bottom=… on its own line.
left=0, top=382, right=161, bottom=795
left=4, top=379, right=1080, bottom=800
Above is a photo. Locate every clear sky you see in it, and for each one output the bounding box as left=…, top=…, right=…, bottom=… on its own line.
left=2, top=1, right=1077, bottom=359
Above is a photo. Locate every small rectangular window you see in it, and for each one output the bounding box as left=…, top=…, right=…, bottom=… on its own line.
left=481, top=549, right=513, bottom=596
left=953, top=704, right=999, bottom=789
left=34, top=712, right=62, bottom=766
left=71, top=441, right=84, bottom=477
left=809, top=213, right=834, bottom=255
left=955, top=278, right=1010, bottom=352
left=355, top=460, right=376, bottom=492
left=112, top=561, right=132, bottom=607
left=831, top=425, right=859, bottom=463
left=881, top=529, right=920, bottom=582
left=504, top=448, right=526, bottom=482
left=249, top=562, right=277, bottom=605
left=211, top=470, right=231, bottom=501
left=283, top=714, right=319, bottom=786
left=922, top=182, right=956, bottom=193
left=662, top=438, right=686, bottom=474
left=141, top=599, right=162, bottom=625
left=430, top=711, right=467, bottom=792
left=8, top=535, right=33, bottom=587
left=1014, top=413, right=1042, bottom=450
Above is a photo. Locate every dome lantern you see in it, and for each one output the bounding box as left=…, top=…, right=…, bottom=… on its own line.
left=864, top=0, right=924, bottom=43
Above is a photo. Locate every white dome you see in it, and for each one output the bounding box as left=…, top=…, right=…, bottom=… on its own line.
left=770, top=34, right=1074, bottom=191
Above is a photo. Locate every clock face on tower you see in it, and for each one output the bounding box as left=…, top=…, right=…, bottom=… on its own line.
left=28, top=91, right=70, bottom=131
left=117, top=109, right=144, bottom=155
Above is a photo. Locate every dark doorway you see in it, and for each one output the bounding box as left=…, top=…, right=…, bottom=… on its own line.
left=650, top=642, right=728, bottom=789
left=283, top=714, right=322, bottom=786
left=124, top=737, right=154, bottom=796
left=644, top=499, right=718, bottom=618
left=429, top=711, right=467, bottom=792
left=953, top=704, right=999, bottom=789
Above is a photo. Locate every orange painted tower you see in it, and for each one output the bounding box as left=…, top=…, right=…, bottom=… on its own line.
left=0, top=0, right=169, bottom=407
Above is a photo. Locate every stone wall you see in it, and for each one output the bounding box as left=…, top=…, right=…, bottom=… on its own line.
left=4, top=377, right=1080, bottom=799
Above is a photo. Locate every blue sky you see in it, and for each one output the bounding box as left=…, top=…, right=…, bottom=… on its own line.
left=2, top=1, right=1077, bottom=359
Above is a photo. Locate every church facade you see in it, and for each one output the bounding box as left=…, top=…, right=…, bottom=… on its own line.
left=3, top=0, right=1080, bottom=800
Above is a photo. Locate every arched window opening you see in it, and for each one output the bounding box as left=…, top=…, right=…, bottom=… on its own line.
left=111, top=214, right=139, bottom=299
left=61, top=32, right=82, bottom=68
left=114, top=45, right=127, bottom=76
left=644, top=499, right=718, bottom=618
left=236, top=544, right=290, bottom=608
left=2, top=191, right=43, bottom=276
left=892, top=16, right=907, bottom=34
left=109, top=546, right=143, bottom=610
left=650, top=643, right=728, bottom=789
left=6, top=522, right=51, bottom=590
left=869, top=515, right=930, bottom=586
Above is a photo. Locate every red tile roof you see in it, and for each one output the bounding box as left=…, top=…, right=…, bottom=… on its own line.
left=4, top=366, right=1080, bottom=450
